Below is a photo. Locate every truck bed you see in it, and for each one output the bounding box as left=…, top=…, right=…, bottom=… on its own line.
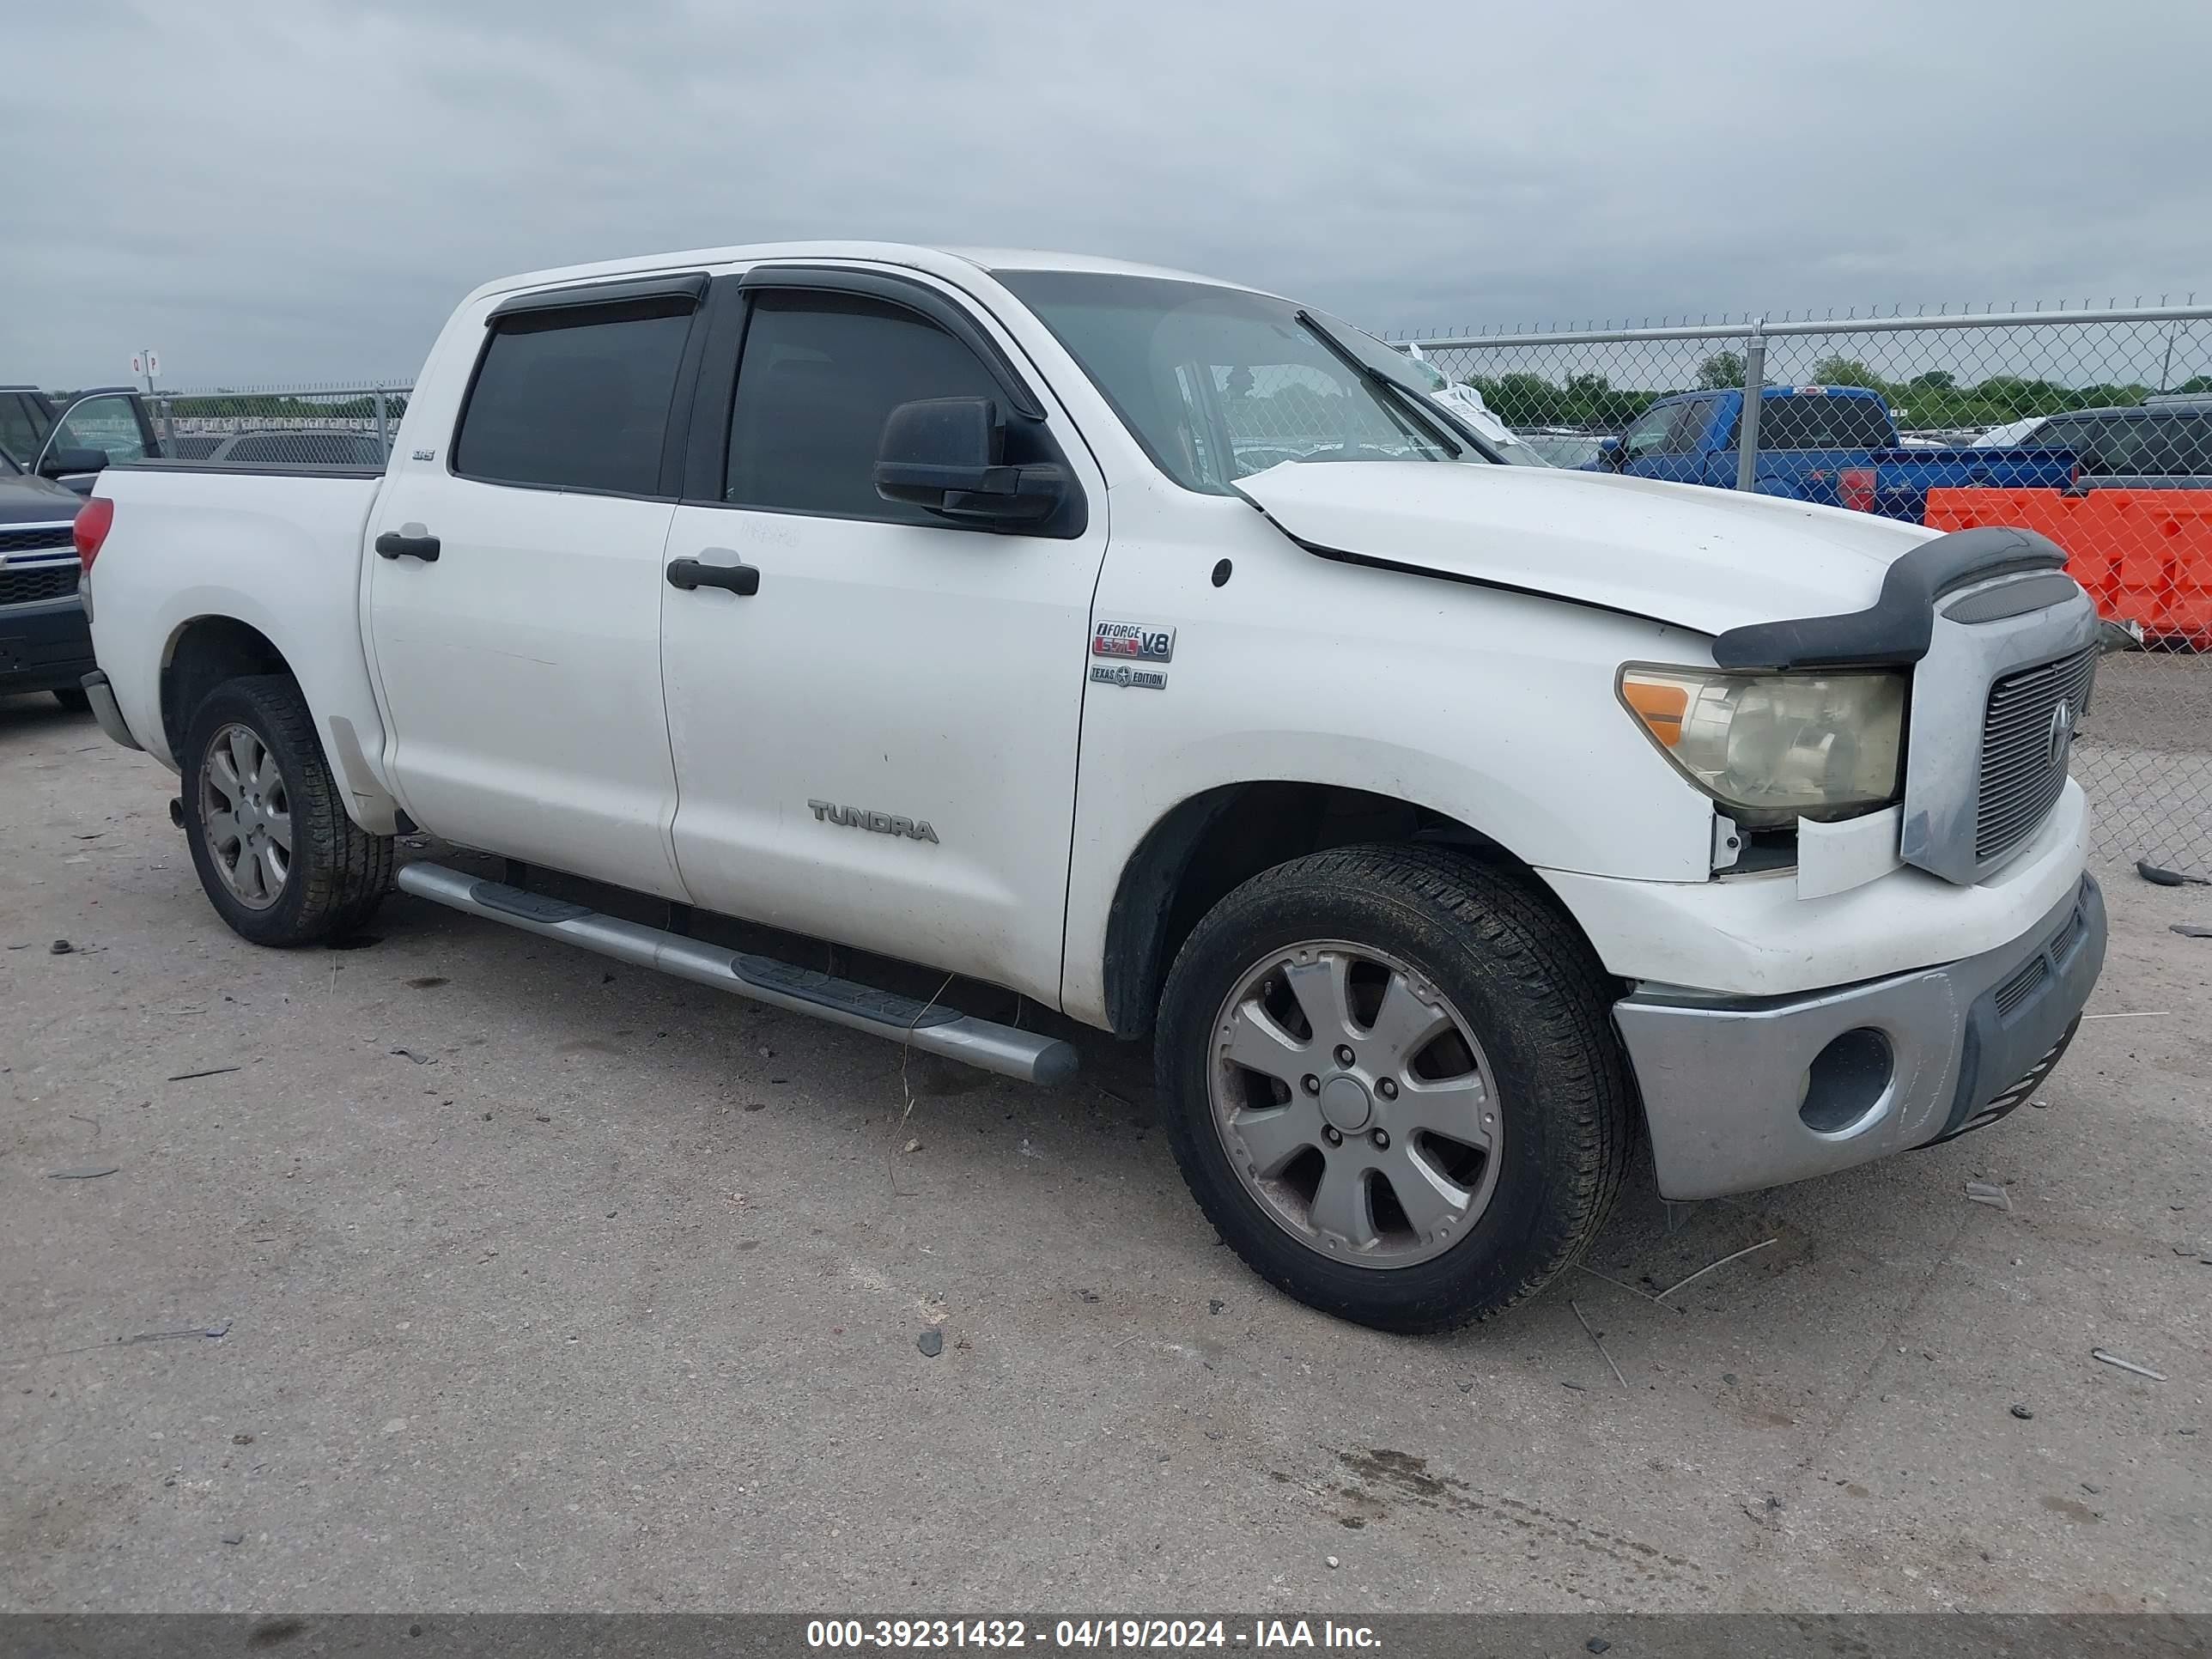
left=88, top=459, right=390, bottom=791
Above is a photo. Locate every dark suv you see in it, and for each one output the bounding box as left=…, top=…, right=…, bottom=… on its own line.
left=0, top=386, right=163, bottom=495
left=2018, top=396, right=2212, bottom=487
left=0, top=446, right=92, bottom=710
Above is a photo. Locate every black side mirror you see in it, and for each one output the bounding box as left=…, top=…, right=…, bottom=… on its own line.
left=873, top=397, right=1066, bottom=526
left=39, top=447, right=109, bottom=480
left=1595, top=436, right=1626, bottom=471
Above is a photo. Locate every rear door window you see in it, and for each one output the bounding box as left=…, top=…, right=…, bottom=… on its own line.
left=1741, top=394, right=1896, bottom=450
left=453, top=303, right=694, bottom=495
left=2141, top=413, right=2212, bottom=476
left=0, top=392, right=53, bottom=465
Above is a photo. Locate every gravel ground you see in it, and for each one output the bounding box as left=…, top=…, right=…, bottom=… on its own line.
left=3, top=691, right=2208, bottom=1614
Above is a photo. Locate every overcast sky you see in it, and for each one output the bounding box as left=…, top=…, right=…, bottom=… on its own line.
left=4, top=0, right=2205, bottom=390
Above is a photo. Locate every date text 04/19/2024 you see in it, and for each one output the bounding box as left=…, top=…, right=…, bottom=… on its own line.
left=804, top=1620, right=1382, bottom=1650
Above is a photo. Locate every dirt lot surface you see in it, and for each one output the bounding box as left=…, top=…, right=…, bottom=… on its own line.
left=3, top=691, right=2208, bottom=1613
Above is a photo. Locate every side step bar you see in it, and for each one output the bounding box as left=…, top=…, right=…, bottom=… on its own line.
left=394, top=861, right=1079, bottom=1085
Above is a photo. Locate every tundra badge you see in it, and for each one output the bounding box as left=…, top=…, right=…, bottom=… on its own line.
left=807, top=800, right=939, bottom=842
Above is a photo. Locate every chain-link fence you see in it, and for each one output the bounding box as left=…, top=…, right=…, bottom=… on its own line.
left=148, top=381, right=412, bottom=466
left=137, top=310, right=2210, bottom=872
left=1408, top=306, right=2212, bottom=872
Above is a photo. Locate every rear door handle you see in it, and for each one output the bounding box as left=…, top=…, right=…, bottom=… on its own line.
left=374, top=531, right=441, bottom=562
left=665, top=556, right=759, bottom=596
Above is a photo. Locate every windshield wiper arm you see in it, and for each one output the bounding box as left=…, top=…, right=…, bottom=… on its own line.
left=1294, top=308, right=1462, bottom=458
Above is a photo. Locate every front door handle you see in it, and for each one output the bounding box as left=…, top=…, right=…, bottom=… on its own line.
left=665, top=556, right=759, bottom=596
left=374, top=531, right=441, bottom=562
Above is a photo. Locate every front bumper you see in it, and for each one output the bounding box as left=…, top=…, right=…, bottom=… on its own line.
left=1613, top=872, right=2105, bottom=1200
left=0, top=596, right=94, bottom=696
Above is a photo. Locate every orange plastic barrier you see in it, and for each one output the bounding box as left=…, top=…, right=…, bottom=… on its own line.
left=1924, top=487, right=2212, bottom=647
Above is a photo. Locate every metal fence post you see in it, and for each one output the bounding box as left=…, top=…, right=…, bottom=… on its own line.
left=1735, top=320, right=1766, bottom=493
left=374, top=386, right=390, bottom=460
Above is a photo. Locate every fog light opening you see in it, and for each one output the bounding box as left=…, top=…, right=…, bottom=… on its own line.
left=1798, top=1027, right=1894, bottom=1135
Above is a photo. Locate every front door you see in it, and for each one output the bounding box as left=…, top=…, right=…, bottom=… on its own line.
left=37, top=392, right=155, bottom=493
left=365, top=283, right=702, bottom=896
left=659, top=270, right=1108, bottom=1003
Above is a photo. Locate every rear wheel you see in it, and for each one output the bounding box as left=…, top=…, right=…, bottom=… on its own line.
left=1155, top=844, right=1632, bottom=1333
left=52, top=686, right=91, bottom=713
left=181, top=674, right=393, bottom=945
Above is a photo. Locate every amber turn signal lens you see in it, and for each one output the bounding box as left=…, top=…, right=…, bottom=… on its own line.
left=1620, top=676, right=1688, bottom=748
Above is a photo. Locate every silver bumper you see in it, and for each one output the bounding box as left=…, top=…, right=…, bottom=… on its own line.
left=1613, top=873, right=2104, bottom=1200
left=81, top=670, right=143, bottom=751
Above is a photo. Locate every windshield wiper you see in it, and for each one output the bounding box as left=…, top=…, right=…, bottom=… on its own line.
left=1294, top=308, right=1462, bottom=459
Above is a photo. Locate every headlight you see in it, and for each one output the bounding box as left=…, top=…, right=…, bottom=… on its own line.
left=1618, top=665, right=1905, bottom=827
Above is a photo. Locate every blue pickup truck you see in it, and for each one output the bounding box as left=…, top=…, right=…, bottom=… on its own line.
left=1589, top=385, right=2075, bottom=521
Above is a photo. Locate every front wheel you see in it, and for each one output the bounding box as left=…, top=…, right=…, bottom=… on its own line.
left=180, top=674, right=393, bottom=945
left=1155, top=845, right=1632, bottom=1333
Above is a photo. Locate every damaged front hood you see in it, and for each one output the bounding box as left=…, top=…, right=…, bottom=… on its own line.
left=1237, top=460, right=1936, bottom=637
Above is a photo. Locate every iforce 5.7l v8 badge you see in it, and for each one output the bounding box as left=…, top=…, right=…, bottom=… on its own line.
left=1091, top=621, right=1176, bottom=662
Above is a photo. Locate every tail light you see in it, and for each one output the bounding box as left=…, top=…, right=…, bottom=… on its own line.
left=1838, top=467, right=1877, bottom=514
left=74, top=497, right=114, bottom=570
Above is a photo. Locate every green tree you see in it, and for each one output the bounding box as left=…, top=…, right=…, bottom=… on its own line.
left=1697, top=350, right=1746, bottom=391
left=1810, top=356, right=1887, bottom=392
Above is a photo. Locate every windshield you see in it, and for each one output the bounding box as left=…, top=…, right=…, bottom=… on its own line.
left=997, top=270, right=1489, bottom=493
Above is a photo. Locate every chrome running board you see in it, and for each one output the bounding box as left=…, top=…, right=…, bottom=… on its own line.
left=394, top=861, right=1079, bottom=1085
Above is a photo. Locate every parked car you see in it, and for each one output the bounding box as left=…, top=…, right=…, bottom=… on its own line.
left=1982, top=398, right=2212, bottom=489
left=172, top=428, right=389, bottom=467
left=2, top=387, right=165, bottom=495
left=1516, top=428, right=1612, bottom=469
left=0, top=385, right=59, bottom=465
left=1589, top=385, right=2075, bottom=520
left=79, top=243, right=2104, bottom=1332
left=0, top=446, right=94, bottom=710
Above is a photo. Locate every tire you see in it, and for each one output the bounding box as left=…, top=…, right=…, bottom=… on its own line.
left=52, top=686, right=91, bottom=713
left=180, top=673, right=394, bottom=946
left=1155, top=844, right=1632, bottom=1334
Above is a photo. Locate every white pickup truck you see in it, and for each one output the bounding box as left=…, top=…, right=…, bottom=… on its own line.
left=76, top=242, right=2106, bottom=1332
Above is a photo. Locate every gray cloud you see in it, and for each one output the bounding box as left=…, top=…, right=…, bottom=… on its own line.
left=3, top=0, right=2203, bottom=388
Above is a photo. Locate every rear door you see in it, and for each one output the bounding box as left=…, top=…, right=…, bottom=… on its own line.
left=656, top=266, right=1108, bottom=1003
left=36, top=392, right=156, bottom=491
left=364, top=274, right=708, bottom=897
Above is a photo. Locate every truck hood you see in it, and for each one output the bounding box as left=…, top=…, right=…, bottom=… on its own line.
left=0, top=470, right=83, bottom=525
left=1237, top=461, right=1936, bottom=637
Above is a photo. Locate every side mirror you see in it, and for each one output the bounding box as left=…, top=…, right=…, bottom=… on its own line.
left=873, top=397, right=1066, bottom=526
left=1595, top=436, right=1626, bottom=470
left=39, top=446, right=109, bottom=480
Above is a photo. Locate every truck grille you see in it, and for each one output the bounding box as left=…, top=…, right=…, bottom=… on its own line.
left=0, top=563, right=80, bottom=606
left=0, top=525, right=76, bottom=556
left=1976, top=647, right=2096, bottom=863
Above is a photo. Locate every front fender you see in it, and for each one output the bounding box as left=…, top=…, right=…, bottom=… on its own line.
left=1059, top=531, right=1717, bottom=1029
